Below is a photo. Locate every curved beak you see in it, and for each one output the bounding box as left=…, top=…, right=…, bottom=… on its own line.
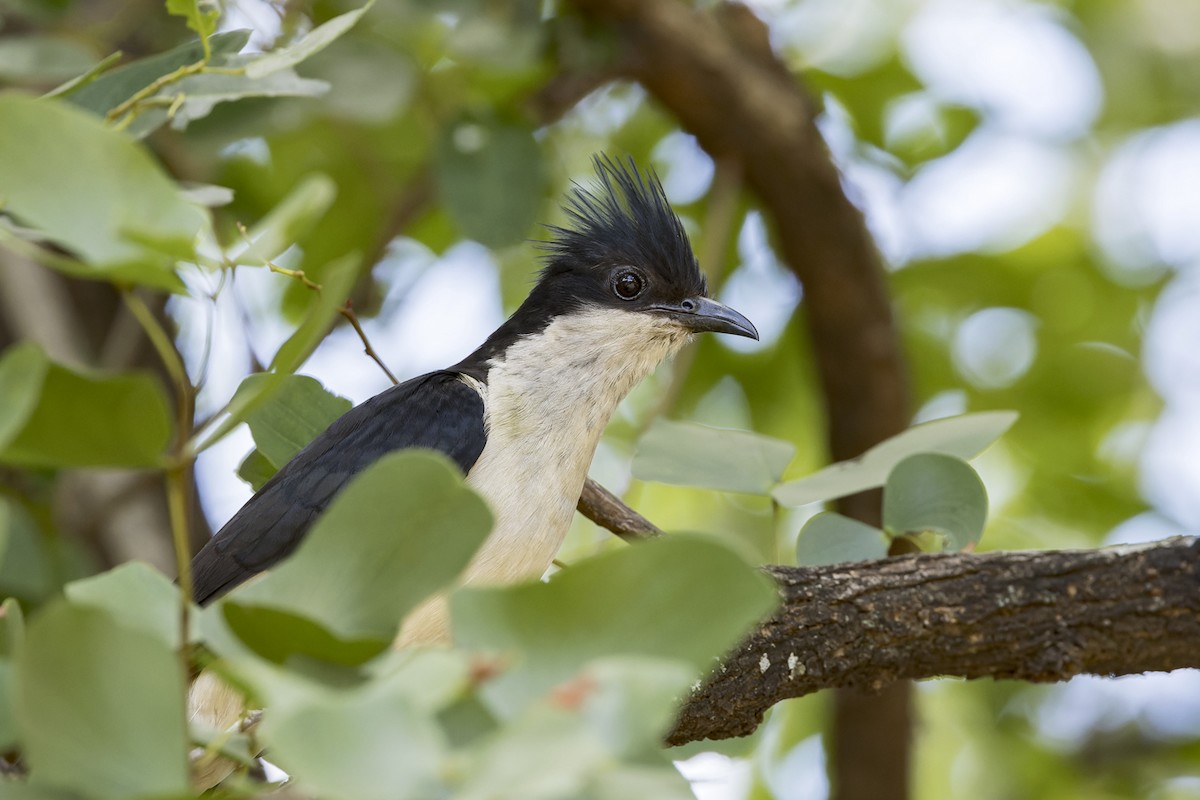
left=652, top=296, right=759, bottom=340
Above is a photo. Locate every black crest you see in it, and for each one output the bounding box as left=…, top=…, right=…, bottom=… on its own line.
left=455, top=155, right=707, bottom=379
left=540, top=155, right=705, bottom=296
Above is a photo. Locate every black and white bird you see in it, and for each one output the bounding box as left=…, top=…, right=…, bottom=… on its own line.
left=189, top=156, right=757, bottom=646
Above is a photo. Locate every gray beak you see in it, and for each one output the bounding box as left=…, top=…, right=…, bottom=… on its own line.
left=652, top=296, right=759, bottom=340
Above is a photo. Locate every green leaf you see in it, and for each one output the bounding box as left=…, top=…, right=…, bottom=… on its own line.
left=165, top=0, right=220, bottom=46
left=271, top=252, right=361, bottom=374
left=454, top=704, right=608, bottom=800
left=0, top=597, right=25, bottom=659
left=0, top=660, right=17, bottom=753
left=261, top=673, right=446, bottom=800
left=0, top=94, right=207, bottom=281
left=588, top=765, right=698, bottom=800
left=221, top=603, right=389, bottom=666
left=222, top=451, right=492, bottom=664
left=0, top=343, right=172, bottom=468
left=243, top=374, right=351, bottom=468
left=226, top=174, right=338, bottom=267
left=435, top=117, right=545, bottom=247
left=14, top=603, right=188, bottom=799
left=147, top=67, right=329, bottom=135
left=43, top=51, right=124, bottom=99
left=237, top=447, right=277, bottom=491
left=772, top=411, right=1017, bottom=507
left=883, top=453, right=988, bottom=551
left=0, top=499, right=57, bottom=603
left=0, top=341, right=46, bottom=451
left=795, top=512, right=890, bottom=567
left=67, top=30, right=248, bottom=116
left=577, top=656, right=696, bottom=758
left=632, top=419, right=796, bottom=495
left=244, top=1, right=375, bottom=79
left=0, top=598, right=26, bottom=751
left=451, top=535, right=778, bottom=716
left=65, top=562, right=195, bottom=648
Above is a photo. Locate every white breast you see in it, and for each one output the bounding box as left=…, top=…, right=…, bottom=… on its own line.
left=395, top=307, right=689, bottom=645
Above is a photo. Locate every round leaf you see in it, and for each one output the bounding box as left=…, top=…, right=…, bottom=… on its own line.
left=0, top=93, right=207, bottom=277
left=14, top=603, right=188, bottom=799
left=795, top=512, right=890, bottom=567
left=224, top=451, right=492, bottom=662
left=882, top=453, right=988, bottom=551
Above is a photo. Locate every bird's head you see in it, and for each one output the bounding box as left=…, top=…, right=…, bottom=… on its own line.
left=458, top=158, right=758, bottom=386
left=461, top=156, right=757, bottom=378
left=534, top=155, right=759, bottom=341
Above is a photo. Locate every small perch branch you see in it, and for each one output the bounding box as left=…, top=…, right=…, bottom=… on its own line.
left=577, top=479, right=663, bottom=541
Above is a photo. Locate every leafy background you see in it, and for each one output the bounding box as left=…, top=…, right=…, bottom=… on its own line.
left=1, top=0, right=1199, bottom=798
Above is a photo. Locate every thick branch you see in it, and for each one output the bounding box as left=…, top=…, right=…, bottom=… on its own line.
left=667, top=537, right=1200, bottom=745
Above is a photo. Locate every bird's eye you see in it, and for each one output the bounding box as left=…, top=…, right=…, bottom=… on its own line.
left=612, top=269, right=645, bottom=300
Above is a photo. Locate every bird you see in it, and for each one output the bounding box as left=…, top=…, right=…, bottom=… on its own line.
left=185, top=157, right=758, bottom=758
left=190, top=155, right=757, bottom=627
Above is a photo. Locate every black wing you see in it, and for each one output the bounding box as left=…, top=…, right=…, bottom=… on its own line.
left=191, top=370, right=487, bottom=604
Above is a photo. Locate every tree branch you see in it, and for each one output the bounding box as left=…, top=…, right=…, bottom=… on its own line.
left=667, top=537, right=1200, bottom=745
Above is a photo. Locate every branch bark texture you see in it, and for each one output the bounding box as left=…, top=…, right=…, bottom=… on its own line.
left=668, top=537, right=1200, bottom=745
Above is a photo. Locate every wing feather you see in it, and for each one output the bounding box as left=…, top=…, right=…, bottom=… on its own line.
left=190, top=371, right=487, bottom=604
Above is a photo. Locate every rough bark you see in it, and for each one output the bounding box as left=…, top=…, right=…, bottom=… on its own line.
left=667, top=537, right=1200, bottom=745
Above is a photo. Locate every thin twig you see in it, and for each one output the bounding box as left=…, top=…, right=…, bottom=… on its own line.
left=340, top=300, right=399, bottom=386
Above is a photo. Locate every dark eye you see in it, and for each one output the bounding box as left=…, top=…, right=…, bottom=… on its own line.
left=612, top=269, right=644, bottom=300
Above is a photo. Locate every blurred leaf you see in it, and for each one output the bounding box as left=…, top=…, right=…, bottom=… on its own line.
left=578, top=656, right=695, bottom=758
left=773, top=411, right=1017, bottom=507
left=452, top=534, right=778, bottom=716
left=262, top=675, right=446, bottom=800
left=0, top=340, right=45, bottom=450
left=14, top=603, right=187, bottom=799
left=178, top=181, right=234, bottom=207
left=633, top=419, right=796, bottom=495
left=43, top=51, right=123, bottom=99
left=454, top=703, right=608, bottom=800
left=435, top=117, right=545, bottom=247
left=0, top=596, right=25, bottom=658
left=149, top=67, right=330, bottom=135
left=588, top=764, right=697, bottom=800
left=67, top=30, right=248, bottom=115
left=237, top=447, right=277, bottom=491
left=0, top=498, right=55, bottom=603
left=223, top=451, right=492, bottom=664
left=166, top=0, right=219, bottom=46
left=243, top=373, right=350, bottom=467
left=65, top=561, right=195, bottom=648
left=226, top=173, right=337, bottom=266
left=883, top=453, right=988, bottom=551
left=0, top=597, right=26, bottom=750
left=271, top=252, right=361, bottom=373
left=244, top=1, right=375, bottom=79
left=221, top=603, right=389, bottom=666
left=366, top=648, right=473, bottom=713
left=0, top=93, right=207, bottom=281
left=795, top=512, right=890, bottom=567
left=0, top=343, right=172, bottom=468
left=0, top=660, right=16, bottom=752
left=0, top=36, right=96, bottom=82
